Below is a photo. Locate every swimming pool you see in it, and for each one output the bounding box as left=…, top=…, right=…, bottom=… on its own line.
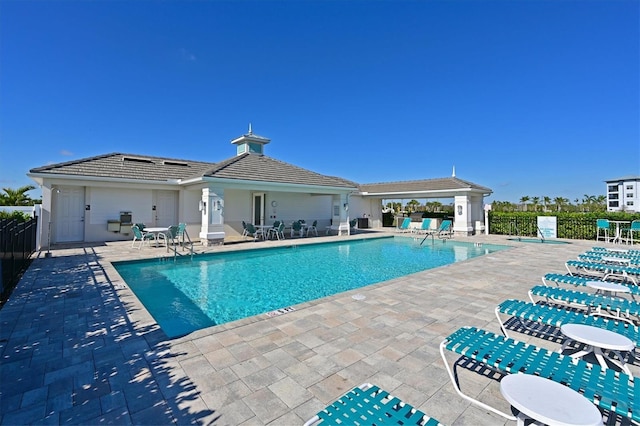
left=114, top=237, right=509, bottom=337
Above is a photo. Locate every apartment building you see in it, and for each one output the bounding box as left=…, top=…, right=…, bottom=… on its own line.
left=606, top=175, right=640, bottom=212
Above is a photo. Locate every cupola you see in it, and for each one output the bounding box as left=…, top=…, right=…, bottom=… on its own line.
left=230, top=123, right=271, bottom=156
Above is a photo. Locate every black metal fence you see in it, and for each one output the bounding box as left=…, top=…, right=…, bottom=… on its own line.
left=1, top=217, right=38, bottom=298
left=489, top=214, right=634, bottom=240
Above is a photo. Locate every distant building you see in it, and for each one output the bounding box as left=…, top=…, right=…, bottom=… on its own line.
left=606, top=175, right=640, bottom=212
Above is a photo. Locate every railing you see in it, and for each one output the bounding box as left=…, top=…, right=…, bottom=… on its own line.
left=1, top=217, right=38, bottom=297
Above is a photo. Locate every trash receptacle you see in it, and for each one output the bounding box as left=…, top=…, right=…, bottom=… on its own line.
left=475, top=220, right=485, bottom=235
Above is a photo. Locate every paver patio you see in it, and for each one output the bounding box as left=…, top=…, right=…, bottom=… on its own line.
left=1, top=232, right=632, bottom=425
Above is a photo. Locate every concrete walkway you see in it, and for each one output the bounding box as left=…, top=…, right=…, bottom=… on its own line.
left=0, top=233, right=633, bottom=425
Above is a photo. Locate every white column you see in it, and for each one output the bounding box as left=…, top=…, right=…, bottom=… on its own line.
left=199, top=187, right=225, bottom=246
left=453, top=195, right=473, bottom=236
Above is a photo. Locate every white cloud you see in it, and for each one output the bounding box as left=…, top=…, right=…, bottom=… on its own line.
left=60, top=150, right=73, bottom=156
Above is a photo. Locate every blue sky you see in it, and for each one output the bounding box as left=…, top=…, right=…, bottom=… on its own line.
left=1, top=0, right=638, bottom=203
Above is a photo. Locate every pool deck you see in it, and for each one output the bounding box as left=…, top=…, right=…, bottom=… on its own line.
left=0, top=232, right=635, bottom=425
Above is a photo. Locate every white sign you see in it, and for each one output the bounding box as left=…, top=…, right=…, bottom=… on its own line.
left=537, top=216, right=557, bottom=239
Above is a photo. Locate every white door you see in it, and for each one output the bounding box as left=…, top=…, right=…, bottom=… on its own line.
left=54, top=186, right=85, bottom=243
left=252, top=193, right=265, bottom=226
left=155, top=190, right=178, bottom=227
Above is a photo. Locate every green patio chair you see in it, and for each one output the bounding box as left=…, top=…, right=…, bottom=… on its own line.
left=303, top=383, right=443, bottom=426
left=131, top=224, right=154, bottom=249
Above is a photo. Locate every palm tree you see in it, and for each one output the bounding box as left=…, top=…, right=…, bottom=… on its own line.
left=0, top=185, right=36, bottom=206
left=519, top=196, right=530, bottom=212
left=542, top=196, right=551, bottom=212
left=531, top=197, right=540, bottom=212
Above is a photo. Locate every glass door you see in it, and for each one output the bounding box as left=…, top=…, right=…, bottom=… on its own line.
left=253, top=193, right=265, bottom=226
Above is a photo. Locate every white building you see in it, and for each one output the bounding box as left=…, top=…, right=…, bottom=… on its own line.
left=606, top=175, right=640, bottom=212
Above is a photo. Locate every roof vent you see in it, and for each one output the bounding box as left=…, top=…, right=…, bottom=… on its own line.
left=122, top=156, right=155, bottom=164
left=163, top=160, right=189, bottom=167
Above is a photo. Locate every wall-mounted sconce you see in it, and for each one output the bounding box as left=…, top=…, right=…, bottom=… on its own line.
left=214, top=200, right=223, bottom=211
left=85, top=205, right=91, bottom=211
left=199, top=200, right=206, bottom=213
left=343, top=203, right=349, bottom=211
left=457, top=205, right=463, bottom=215
left=152, top=205, right=156, bottom=211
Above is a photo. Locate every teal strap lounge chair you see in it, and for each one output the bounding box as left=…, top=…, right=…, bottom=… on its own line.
left=566, top=259, right=640, bottom=284
left=396, top=217, right=411, bottom=233
left=412, top=218, right=432, bottom=234
left=440, top=326, right=639, bottom=423
left=303, top=383, right=443, bottom=426
left=542, top=273, right=640, bottom=296
left=436, top=220, right=453, bottom=239
left=495, top=298, right=640, bottom=346
left=592, top=246, right=640, bottom=256
left=529, top=284, right=639, bottom=324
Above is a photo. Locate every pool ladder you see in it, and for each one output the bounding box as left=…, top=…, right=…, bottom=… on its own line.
left=510, top=222, right=546, bottom=242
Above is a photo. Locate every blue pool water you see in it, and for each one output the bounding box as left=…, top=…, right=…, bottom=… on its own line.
left=114, top=237, right=508, bottom=337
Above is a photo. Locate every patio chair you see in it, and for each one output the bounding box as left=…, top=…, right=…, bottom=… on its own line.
left=624, top=220, right=640, bottom=245
left=528, top=284, right=639, bottom=324
left=268, top=222, right=285, bottom=240
left=157, top=225, right=179, bottom=251
left=435, top=219, right=453, bottom=239
left=303, top=383, right=443, bottom=426
left=440, top=325, right=640, bottom=423
left=131, top=224, right=154, bottom=249
left=596, top=218, right=610, bottom=242
left=495, top=298, right=640, bottom=346
left=244, top=223, right=261, bottom=241
left=349, top=218, right=357, bottom=233
left=291, top=220, right=304, bottom=238
left=306, top=220, right=318, bottom=237
left=241, top=221, right=248, bottom=237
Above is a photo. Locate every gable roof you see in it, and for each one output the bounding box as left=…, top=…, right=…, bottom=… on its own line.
left=359, top=177, right=492, bottom=198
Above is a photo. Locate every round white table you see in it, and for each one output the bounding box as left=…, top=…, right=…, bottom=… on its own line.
left=560, top=323, right=634, bottom=375
left=586, top=280, right=630, bottom=297
left=143, top=227, right=170, bottom=248
left=500, top=374, right=603, bottom=426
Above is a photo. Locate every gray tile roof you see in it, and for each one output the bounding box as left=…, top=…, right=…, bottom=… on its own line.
left=202, top=153, right=359, bottom=188
left=29, top=152, right=359, bottom=189
left=359, top=177, right=492, bottom=194
left=29, top=153, right=214, bottom=182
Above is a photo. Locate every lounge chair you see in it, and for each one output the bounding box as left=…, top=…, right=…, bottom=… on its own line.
left=495, top=298, right=640, bottom=346
left=349, top=218, right=357, bottom=233
left=436, top=219, right=453, bottom=239
left=529, top=284, right=639, bottom=324
left=542, top=272, right=640, bottom=296
left=131, top=224, right=154, bottom=249
left=303, top=383, right=443, bottom=426
left=566, top=259, right=640, bottom=284
left=440, top=325, right=640, bottom=423
left=396, top=217, right=411, bottom=233
left=412, top=218, right=432, bottom=234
